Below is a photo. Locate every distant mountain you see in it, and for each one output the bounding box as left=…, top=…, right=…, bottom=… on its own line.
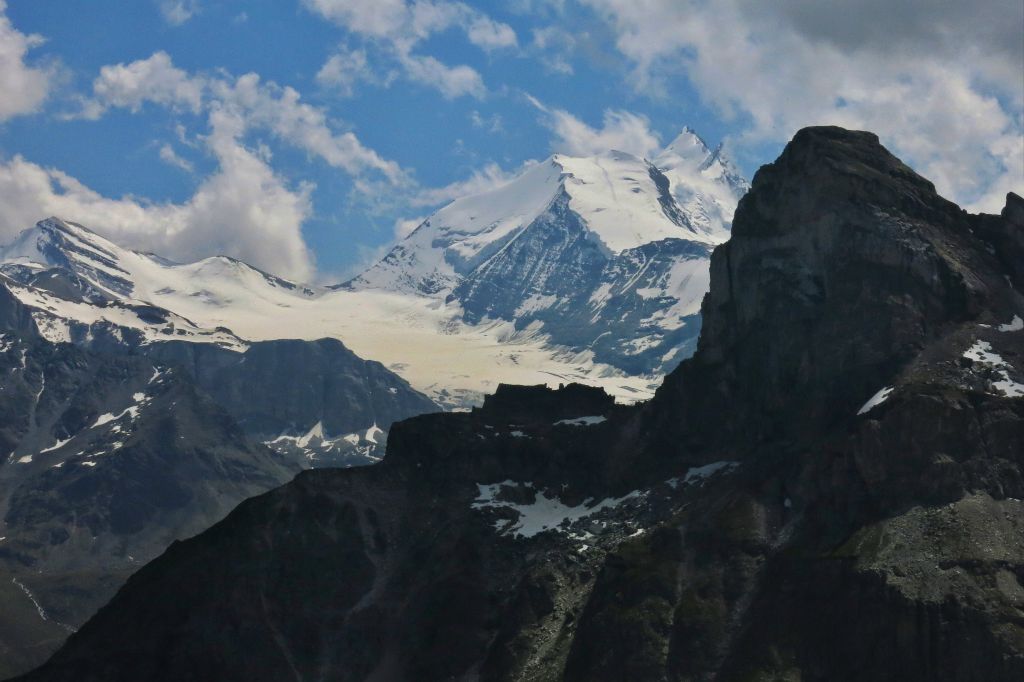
left=0, top=218, right=439, bottom=465
left=21, top=128, right=1023, bottom=682
left=0, top=128, right=747, bottom=409
left=350, top=130, right=748, bottom=375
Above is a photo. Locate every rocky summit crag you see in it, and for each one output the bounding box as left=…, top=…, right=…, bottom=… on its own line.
left=15, top=127, right=1024, bottom=682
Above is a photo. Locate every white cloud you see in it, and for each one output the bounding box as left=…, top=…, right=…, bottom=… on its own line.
left=398, top=53, right=485, bottom=99
left=579, top=0, right=1023, bottom=211
left=89, top=51, right=203, bottom=116
left=304, top=0, right=516, bottom=99
left=466, top=16, right=518, bottom=51
left=470, top=110, right=503, bottom=133
left=0, top=52, right=420, bottom=281
left=0, top=0, right=53, bottom=122
left=158, top=0, right=200, bottom=26
left=528, top=95, right=661, bottom=158
left=217, top=73, right=407, bottom=182
left=302, top=0, right=409, bottom=37
left=531, top=26, right=575, bottom=75
left=84, top=53, right=406, bottom=184
left=0, top=140, right=315, bottom=281
left=315, top=47, right=374, bottom=96
left=158, top=143, right=193, bottom=172
left=211, top=73, right=407, bottom=183
left=393, top=215, right=425, bottom=239
left=414, top=161, right=529, bottom=207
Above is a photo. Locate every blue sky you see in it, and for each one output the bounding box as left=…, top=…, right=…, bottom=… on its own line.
left=0, top=0, right=1020, bottom=282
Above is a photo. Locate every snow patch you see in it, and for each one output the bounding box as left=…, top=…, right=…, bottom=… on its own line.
left=963, top=340, right=1024, bottom=398
left=682, top=461, right=739, bottom=485
left=365, top=424, right=383, bottom=444
left=857, top=386, right=895, bottom=415
left=472, top=481, right=643, bottom=538
left=998, top=315, right=1023, bottom=332
left=40, top=437, right=71, bottom=454
left=554, top=415, right=607, bottom=426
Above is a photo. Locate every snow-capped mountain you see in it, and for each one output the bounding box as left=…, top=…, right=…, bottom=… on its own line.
left=0, top=128, right=746, bottom=408
left=0, top=218, right=439, bottom=465
left=0, top=218, right=656, bottom=409
left=349, top=129, right=748, bottom=374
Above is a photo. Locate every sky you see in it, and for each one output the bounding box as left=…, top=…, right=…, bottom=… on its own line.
left=0, top=0, right=1020, bottom=283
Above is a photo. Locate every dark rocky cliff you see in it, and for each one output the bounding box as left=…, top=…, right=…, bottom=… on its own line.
left=15, top=127, right=1024, bottom=682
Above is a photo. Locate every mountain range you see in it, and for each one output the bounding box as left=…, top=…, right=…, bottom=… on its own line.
left=0, top=127, right=747, bottom=676
left=13, top=127, right=1024, bottom=681
left=0, top=128, right=746, bottom=411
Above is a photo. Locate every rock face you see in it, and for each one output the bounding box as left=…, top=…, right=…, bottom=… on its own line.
left=16, top=127, right=1024, bottom=682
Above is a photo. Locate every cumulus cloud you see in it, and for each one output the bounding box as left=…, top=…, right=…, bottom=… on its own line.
left=79, top=53, right=406, bottom=183
left=465, top=16, right=518, bottom=51
left=0, top=0, right=53, bottom=122
left=315, top=46, right=375, bottom=97
left=413, top=161, right=531, bottom=207
left=469, top=110, right=503, bottom=133
left=528, top=95, right=661, bottom=158
left=158, top=0, right=200, bottom=26
left=209, top=72, right=407, bottom=182
left=531, top=26, right=576, bottom=75
left=0, top=138, right=315, bottom=280
left=0, top=52, right=416, bottom=281
left=158, top=143, right=193, bottom=172
left=303, top=0, right=409, bottom=37
left=579, top=0, right=1023, bottom=211
left=305, top=0, right=517, bottom=99
left=397, top=53, right=485, bottom=99
left=88, top=51, right=203, bottom=116
left=393, top=215, right=426, bottom=239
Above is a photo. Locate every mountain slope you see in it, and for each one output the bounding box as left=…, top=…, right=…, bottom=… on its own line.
left=18, top=128, right=1023, bottom=681
left=0, top=220, right=440, bottom=462
left=0, top=288, right=301, bottom=678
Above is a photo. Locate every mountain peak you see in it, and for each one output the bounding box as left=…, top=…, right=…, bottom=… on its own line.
left=659, top=127, right=713, bottom=163
left=656, top=124, right=1016, bottom=450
